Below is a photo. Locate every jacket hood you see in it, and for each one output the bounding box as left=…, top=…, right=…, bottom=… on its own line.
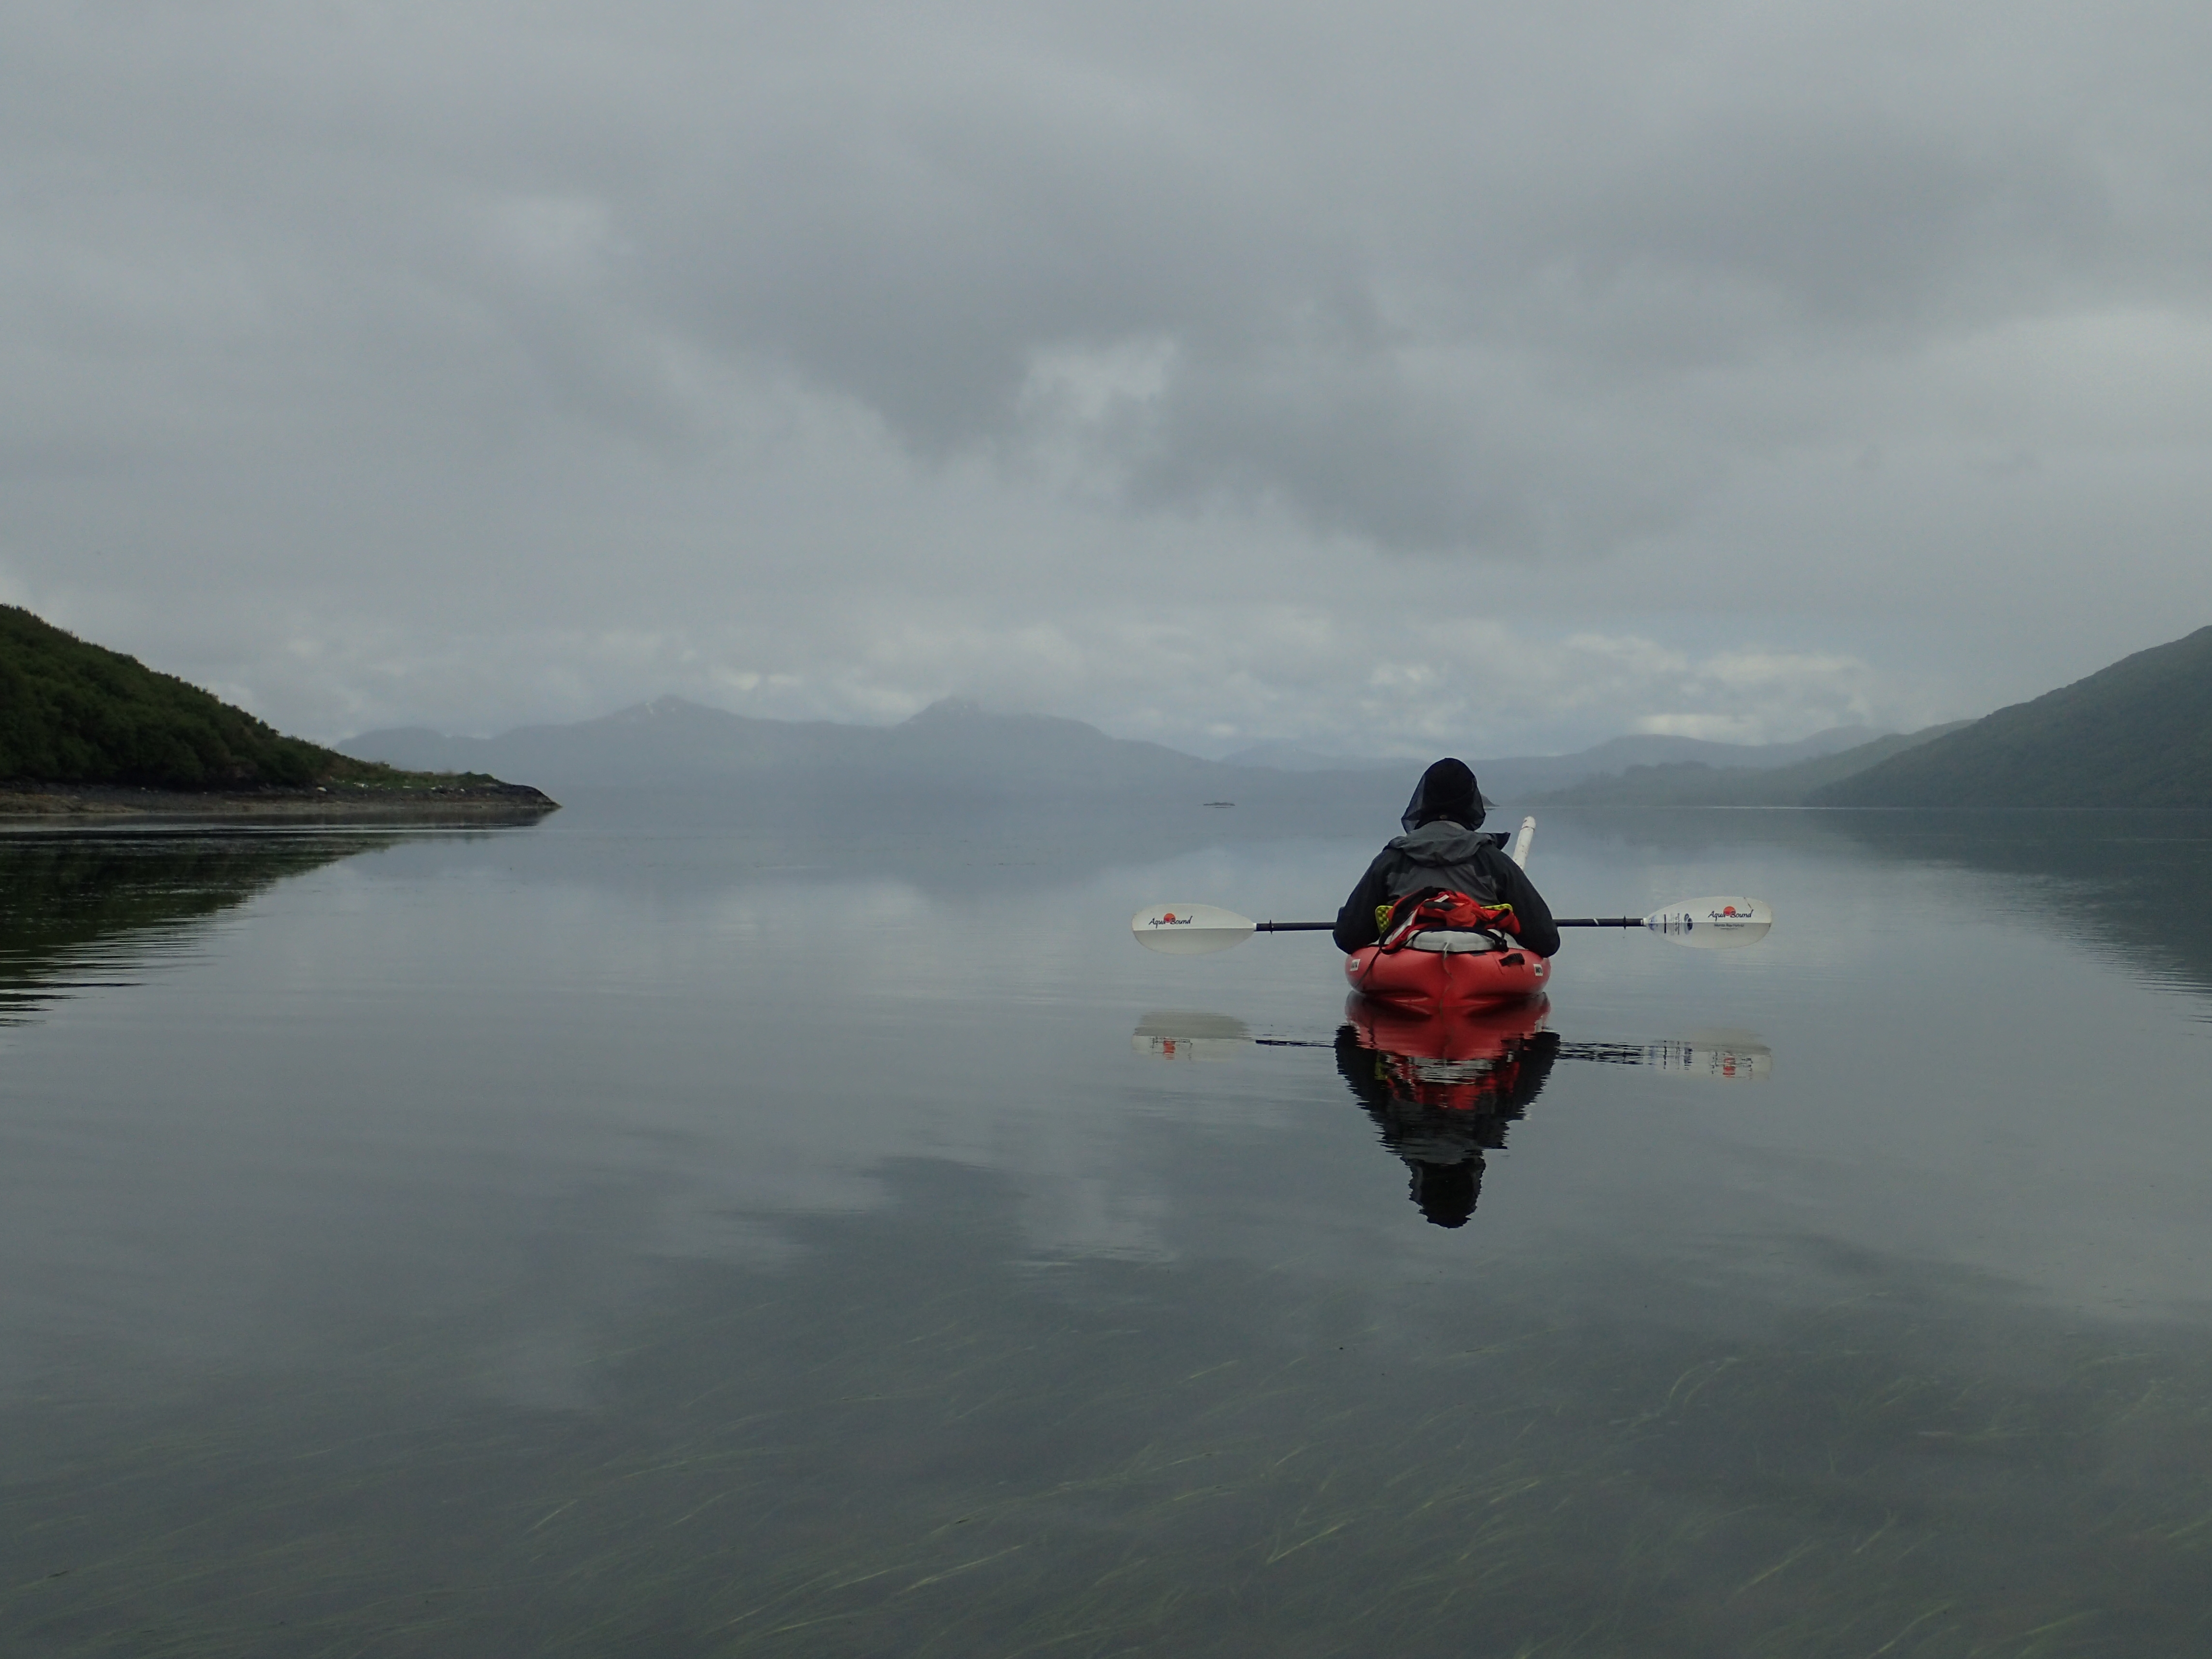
left=1401, top=758, right=1485, bottom=833
left=1384, top=819, right=1497, bottom=866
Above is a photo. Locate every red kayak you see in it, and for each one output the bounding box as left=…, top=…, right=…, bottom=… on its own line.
left=1344, top=932, right=1549, bottom=1011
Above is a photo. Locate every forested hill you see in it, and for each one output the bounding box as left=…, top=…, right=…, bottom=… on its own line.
left=0, top=605, right=491, bottom=793
left=1813, top=625, right=2212, bottom=808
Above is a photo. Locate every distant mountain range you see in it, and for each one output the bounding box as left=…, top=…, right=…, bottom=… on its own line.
left=1813, top=625, right=2212, bottom=808
left=352, top=613, right=2212, bottom=816
left=1474, top=728, right=1887, bottom=802
left=1224, top=728, right=1883, bottom=788
left=343, top=696, right=1399, bottom=817
left=343, top=698, right=1907, bottom=820
left=1528, top=623, right=2212, bottom=809
left=13, top=597, right=2200, bottom=819
left=1531, top=724, right=1972, bottom=807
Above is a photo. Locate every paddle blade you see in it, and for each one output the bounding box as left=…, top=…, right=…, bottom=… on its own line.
left=1643, top=897, right=1773, bottom=949
left=1131, top=903, right=1257, bottom=955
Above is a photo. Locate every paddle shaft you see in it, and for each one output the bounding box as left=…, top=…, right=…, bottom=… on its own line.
left=1255, top=917, right=1644, bottom=932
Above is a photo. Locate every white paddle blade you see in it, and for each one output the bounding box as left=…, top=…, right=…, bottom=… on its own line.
left=1131, top=903, right=1257, bottom=955
left=1643, top=897, right=1773, bottom=949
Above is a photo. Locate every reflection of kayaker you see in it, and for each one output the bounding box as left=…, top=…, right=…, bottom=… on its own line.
left=1336, top=993, right=1560, bottom=1228
left=1132, top=999, right=1767, bottom=1227
left=1333, top=759, right=1560, bottom=1012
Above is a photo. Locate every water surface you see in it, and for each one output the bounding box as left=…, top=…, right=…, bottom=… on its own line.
left=4, top=807, right=2210, bottom=1656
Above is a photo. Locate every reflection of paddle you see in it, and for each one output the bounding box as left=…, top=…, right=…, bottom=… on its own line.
left=1130, top=897, right=1774, bottom=956
left=1131, top=1011, right=1253, bottom=1061
left=1552, top=1034, right=1773, bottom=1081
left=1132, top=1011, right=1772, bottom=1081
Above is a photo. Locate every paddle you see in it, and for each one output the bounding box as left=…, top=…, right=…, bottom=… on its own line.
left=1131, top=896, right=1773, bottom=955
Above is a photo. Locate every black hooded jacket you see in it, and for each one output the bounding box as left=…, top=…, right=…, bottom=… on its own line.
left=1331, top=822, right=1561, bottom=956
left=1331, top=759, right=1561, bottom=957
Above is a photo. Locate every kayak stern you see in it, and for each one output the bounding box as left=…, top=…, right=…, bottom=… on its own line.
left=1344, top=940, right=1549, bottom=1011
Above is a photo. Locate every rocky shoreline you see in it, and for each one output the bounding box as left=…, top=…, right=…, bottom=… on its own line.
left=0, top=780, right=559, bottom=824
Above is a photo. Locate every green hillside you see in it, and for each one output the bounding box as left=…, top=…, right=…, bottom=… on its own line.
left=1814, top=625, right=2212, bottom=808
left=1535, top=723, right=1969, bottom=808
left=0, top=605, right=479, bottom=792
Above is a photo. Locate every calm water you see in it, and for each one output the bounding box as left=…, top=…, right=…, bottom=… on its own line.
left=4, top=803, right=2211, bottom=1656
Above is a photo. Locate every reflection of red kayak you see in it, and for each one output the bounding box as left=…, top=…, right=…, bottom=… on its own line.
left=1344, top=937, right=1548, bottom=1011
left=1342, top=993, right=1554, bottom=1114
left=1348, top=992, right=1551, bottom=1061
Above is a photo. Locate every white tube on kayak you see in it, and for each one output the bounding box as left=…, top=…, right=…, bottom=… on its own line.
left=1509, top=816, right=1535, bottom=869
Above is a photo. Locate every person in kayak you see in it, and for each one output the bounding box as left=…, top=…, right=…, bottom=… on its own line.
left=1332, top=758, right=1562, bottom=957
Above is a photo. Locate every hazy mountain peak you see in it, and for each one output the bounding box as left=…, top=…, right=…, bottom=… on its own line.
left=603, top=695, right=725, bottom=724
left=902, top=697, right=990, bottom=725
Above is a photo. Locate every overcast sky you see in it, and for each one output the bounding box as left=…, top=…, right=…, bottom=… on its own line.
left=5, top=0, right=2210, bottom=756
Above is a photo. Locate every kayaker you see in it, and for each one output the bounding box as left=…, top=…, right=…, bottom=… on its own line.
left=1332, top=758, right=1561, bottom=957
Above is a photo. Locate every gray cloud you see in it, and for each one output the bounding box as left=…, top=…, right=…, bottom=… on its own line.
left=2, top=0, right=2210, bottom=749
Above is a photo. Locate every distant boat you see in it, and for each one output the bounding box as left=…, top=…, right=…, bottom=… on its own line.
left=1202, top=800, right=1235, bottom=808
